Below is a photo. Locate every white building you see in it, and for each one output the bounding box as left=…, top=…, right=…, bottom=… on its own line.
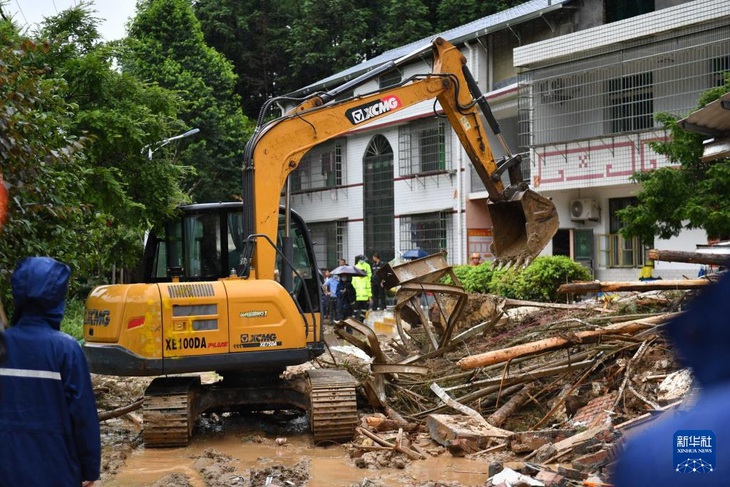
left=285, top=0, right=728, bottom=280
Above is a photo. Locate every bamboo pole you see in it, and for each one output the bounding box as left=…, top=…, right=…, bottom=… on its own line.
left=648, top=248, right=730, bottom=266
left=558, top=280, right=708, bottom=294
left=456, top=314, right=676, bottom=370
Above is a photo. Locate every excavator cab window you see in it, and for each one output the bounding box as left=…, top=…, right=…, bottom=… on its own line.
left=144, top=204, right=233, bottom=282
left=142, top=204, right=321, bottom=302
left=183, top=213, right=222, bottom=278
left=276, top=211, right=321, bottom=313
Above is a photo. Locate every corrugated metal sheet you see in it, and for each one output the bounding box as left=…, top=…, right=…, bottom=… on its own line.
left=678, top=92, right=730, bottom=137
left=289, top=0, right=572, bottom=96
left=678, top=92, right=730, bottom=162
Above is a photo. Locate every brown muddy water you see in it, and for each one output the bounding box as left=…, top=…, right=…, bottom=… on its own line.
left=99, top=325, right=495, bottom=486
left=101, top=412, right=493, bottom=486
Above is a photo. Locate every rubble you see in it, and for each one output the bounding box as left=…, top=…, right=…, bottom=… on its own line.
left=95, top=248, right=713, bottom=486
left=329, top=250, right=707, bottom=486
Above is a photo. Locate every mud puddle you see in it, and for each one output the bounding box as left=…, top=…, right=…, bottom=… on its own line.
left=101, top=411, right=491, bottom=487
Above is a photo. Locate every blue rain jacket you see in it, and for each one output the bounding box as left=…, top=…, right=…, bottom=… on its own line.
left=0, top=257, right=101, bottom=486
left=612, top=271, right=730, bottom=486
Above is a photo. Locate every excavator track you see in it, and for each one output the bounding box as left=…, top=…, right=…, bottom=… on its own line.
left=307, top=369, right=358, bottom=444
left=143, top=376, right=200, bottom=448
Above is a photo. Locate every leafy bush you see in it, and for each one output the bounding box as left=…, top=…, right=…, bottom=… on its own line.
left=509, top=256, right=592, bottom=302
left=61, top=298, right=85, bottom=341
left=489, top=268, right=521, bottom=298
left=443, top=256, right=590, bottom=303
left=461, top=262, right=495, bottom=293
left=441, top=263, right=495, bottom=293
left=441, top=264, right=472, bottom=287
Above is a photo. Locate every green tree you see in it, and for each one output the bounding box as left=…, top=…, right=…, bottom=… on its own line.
left=193, top=0, right=531, bottom=116
left=379, top=0, right=433, bottom=52
left=1, top=4, right=199, bottom=303
left=195, top=0, right=298, bottom=119
left=38, top=5, right=190, bottom=256
left=618, top=81, right=730, bottom=242
left=435, top=0, right=525, bottom=32
left=125, top=0, right=254, bottom=202
left=0, top=30, right=94, bottom=301
left=286, top=0, right=377, bottom=91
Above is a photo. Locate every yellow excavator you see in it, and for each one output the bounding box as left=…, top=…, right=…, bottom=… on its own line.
left=82, top=37, right=559, bottom=447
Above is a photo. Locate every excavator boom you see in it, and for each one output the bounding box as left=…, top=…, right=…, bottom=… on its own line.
left=82, top=36, right=559, bottom=448
left=244, top=37, right=558, bottom=271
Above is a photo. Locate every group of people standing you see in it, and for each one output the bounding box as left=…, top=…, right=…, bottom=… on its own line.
left=322, top=252, right=388, bottom=324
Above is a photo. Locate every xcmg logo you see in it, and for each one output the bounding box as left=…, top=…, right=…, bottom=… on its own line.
left=345, top=96, right=402, bottom=125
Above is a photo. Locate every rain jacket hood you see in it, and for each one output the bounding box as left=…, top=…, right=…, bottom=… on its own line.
left=11, top=256, right=70, bottom=330
left=665, top=271, right=730, bottom=388
left=0, top=257, right=100, bottom=486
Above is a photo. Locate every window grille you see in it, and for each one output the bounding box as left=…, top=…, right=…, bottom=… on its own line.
left=519, top=24, right=730, bottom=148
left=711, top=55, right=730, bottom=87
left=398, top=211, right=450, bottom=257
left=308, top=220, right=346, bottom=270
left=363, top=135, right=395, bottom=262
left=398, top=118, right=451, bottom=176
left=290, top=139, right=345, bottom=193
left=337, top=220, right=347, bottom=263
left=379, top=70, right=402, bottom=89
left=606, top=73, right=654, bottom=134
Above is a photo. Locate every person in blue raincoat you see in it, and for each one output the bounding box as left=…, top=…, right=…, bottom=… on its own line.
left=0, top=257, right=101, bottom=487
left=612, top=270, right=730, bottom=486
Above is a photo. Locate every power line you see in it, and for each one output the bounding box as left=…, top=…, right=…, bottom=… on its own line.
left=12, top=0, right=28, bottom=24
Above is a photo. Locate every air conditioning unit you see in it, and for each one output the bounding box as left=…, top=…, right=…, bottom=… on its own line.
left=570, top=199, right=599, bottom=221
left=540, top=78, right=577, bottom=103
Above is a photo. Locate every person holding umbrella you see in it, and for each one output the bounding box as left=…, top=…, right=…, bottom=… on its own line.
left=330, top=264, right=363, bottom=322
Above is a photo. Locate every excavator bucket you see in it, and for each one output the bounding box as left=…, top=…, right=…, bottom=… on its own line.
left=488, top=189, right=559, bottom=268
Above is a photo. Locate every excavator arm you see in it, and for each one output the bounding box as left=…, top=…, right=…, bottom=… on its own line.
left=242, top=37, right=558, bottom=277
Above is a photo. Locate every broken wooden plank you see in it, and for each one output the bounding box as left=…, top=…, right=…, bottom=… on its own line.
left=355, top=426, right=424, bottom=460
left=449, top=311, right=504, bottom=346
left=558, top=279, right=709, bottom=294
left=444, top=358, right=594, bottom=392
left=648, top=248, right=730, bottom=266
left=457, top=314, right=676, bottom=370
left=371, top=363, right=429, bottom=375
left=98, top=398, right=144, bottom=421
left=429, top=383, right=511, bottom=438
left=503, top=298, right=600, bottom=310
left=615, top=400, right=683, bottom=431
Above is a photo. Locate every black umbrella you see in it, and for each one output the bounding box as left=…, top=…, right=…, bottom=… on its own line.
left=331, top=265, right=367, bottom=277
left=402, top=249, right=429, bottom=260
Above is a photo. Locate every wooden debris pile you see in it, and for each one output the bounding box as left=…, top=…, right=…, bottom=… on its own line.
left=328, top=249, right=721, bottom=484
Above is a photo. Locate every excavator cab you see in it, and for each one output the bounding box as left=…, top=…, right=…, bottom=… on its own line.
left=85, top=202, right=325, bottom=377
left=141, top=202, right=322, bottom=314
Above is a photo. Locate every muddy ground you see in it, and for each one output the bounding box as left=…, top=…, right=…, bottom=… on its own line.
left=94, top=291, right=689, bottom=487
left=96, top=376, right=500, bottom=487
